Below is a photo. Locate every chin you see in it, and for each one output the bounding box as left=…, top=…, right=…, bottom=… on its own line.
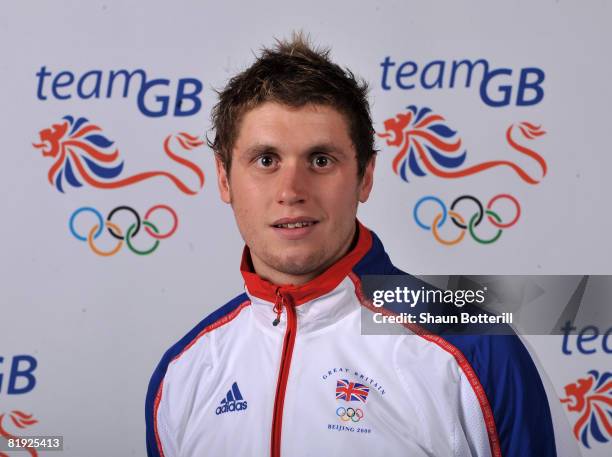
left=272, top=250, right=325, bottom=276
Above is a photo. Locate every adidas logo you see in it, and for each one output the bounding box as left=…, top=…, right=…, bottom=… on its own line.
left=215, top=382, right=248, bottom=415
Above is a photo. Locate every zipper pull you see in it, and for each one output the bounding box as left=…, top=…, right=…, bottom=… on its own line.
left=273, top=288, right=284, bottom=326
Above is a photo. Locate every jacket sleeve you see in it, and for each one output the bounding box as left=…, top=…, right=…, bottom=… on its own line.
left=146, top=351, right=178, bottom=457
left=450, top=334, right=557, bottom=457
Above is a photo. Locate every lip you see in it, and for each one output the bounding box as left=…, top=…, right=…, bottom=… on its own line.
left=271, top=216, right=319, bottom=226
left=270, top=218, right=320, bottom=241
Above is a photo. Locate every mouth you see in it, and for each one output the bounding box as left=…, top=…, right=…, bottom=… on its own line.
left=272, top=221, right=318, bottom=229
left=270, top=218, right=320, bottom=239
left=271, top=217, right=319, bottom=229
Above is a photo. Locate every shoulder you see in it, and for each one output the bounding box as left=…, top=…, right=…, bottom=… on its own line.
left=148, top=292, right=250, bottom=382
left=145, top=293, right=250, bottom=435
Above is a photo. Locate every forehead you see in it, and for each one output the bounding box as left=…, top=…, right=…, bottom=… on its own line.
left=234, top=102, right=353, bottom=151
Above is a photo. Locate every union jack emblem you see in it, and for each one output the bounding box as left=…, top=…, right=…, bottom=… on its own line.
left=336, top=379, right=370, bottom=403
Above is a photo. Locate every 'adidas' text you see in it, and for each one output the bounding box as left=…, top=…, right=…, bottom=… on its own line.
left=215, top=382, right=248, bottom=415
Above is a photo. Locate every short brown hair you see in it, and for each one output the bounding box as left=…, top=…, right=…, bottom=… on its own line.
left=209, top=32, right=376, bottom=178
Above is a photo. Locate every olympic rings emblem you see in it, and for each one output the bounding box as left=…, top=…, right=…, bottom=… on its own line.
left=336, top=407, right=365, bottom=423
left=69, top=205, right=179, bottom=256
left=413, top=194, right=521, bottom=245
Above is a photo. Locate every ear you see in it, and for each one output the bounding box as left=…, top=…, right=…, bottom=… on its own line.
left=215, top=155, right=232, bottom=204
left=358, top=156, right=376, bottom=203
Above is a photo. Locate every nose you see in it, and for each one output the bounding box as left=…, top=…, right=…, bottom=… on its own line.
left=276, top=161, right=308, bottom=205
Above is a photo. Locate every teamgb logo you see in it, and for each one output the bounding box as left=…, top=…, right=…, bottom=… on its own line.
left=35, top=66, right=203, bottom=117
left=215, top=382, right=248, bottom=415
left=560, top=370, right=612, bottom=448
left=413, top=194, right=521, bottom=245
left=69, top=205, right=178, bottom=256
left=32, top=116, right=205, bottom=195
left=379, top=57, right=545, bottom=108
left=378, top=105, right=547, bottom=184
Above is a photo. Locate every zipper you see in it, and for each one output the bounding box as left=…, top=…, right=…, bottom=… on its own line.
left=271, top=289, right=297, bottom=457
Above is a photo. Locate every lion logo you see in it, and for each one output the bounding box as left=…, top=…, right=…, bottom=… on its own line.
left=560, top=370, right=612, bottom=448
left=32, top=116, right=205, bottom=194
left=377, top=105, right=547, bottom=184
left=0, top=410, right=39, bottom=457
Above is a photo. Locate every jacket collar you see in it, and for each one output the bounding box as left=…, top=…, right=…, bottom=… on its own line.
left=240, top=220, right=373, bottom=306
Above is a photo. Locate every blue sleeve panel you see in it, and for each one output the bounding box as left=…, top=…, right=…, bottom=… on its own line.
left=354, top=229, right=557, bottom=457
left=145, top=292, right=249, bottom=457
left=447, top=333, right=557, bottom=457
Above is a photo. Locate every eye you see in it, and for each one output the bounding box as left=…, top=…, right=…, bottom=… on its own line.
left=312, top=154, right=333, bottom=169
left=255, top=154, right=277, bottom=169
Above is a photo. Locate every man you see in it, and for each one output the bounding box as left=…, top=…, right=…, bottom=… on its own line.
left=146, top=34, right=556, bottom=457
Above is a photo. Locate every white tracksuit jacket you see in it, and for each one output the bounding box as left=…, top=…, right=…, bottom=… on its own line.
left=146, top=222, right=556, bottom=457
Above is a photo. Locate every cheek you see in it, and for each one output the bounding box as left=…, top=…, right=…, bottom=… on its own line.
left=232, top=203, right=258, bottom=243
left=234, top=171, right=270, bottom=194
left=230, top=181, right=266, bottom=227
left=328, top=177, right=360, bottom=210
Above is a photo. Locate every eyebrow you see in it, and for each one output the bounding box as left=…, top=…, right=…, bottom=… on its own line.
left=244, top=144, right=278, bottom=157
left=243, top=143, right=348, bottom=158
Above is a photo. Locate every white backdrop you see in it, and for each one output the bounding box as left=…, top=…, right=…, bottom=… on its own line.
left=1, top=1, right=610, bottom=456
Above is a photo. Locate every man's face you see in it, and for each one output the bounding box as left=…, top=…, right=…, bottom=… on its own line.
left=216, top=102, right=375, bottom=285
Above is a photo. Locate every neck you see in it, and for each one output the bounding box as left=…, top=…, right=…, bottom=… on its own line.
left=249, top=224, right=358, bottom=286
left=240, top=221, right=374, bottom=306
